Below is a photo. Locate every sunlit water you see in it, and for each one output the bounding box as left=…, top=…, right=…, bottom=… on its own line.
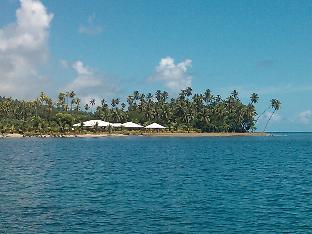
left=1, top=133, right=312, bottom=233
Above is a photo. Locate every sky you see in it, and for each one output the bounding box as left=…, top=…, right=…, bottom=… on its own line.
left=0, top=0, right=311, bottom=131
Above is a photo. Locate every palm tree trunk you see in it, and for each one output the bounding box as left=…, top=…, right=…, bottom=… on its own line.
left=264, top=109, right=275, bottom=132
left=255, top=106, right=270, bottom=124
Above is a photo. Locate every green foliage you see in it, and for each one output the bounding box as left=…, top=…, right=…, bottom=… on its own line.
left=0, top=88, right=281, bottom=134
left=55, top=113, right=75, bottom=132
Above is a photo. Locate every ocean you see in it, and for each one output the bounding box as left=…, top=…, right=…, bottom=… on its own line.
left=1, top=133, right=311, bottom=233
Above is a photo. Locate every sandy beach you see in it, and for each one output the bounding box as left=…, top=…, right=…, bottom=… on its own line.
left=141, top=132, right=269, bottom=137
left=0, top=132, right=269, bottom=138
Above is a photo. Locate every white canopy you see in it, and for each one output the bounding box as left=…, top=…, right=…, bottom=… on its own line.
left=109, top=123, right=123, bottom=127
left=122, top=122, right=143, bottom=128
left=73, top=120, right=110, bottom=127
left=97, top=121, right=110, bottom=127
left=145, top=123, right=166, bottom=129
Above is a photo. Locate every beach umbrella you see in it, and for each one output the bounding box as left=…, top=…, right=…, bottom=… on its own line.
left=122, top=122, right=143, bottom=128
left=145, top=123, right=166, bottom=129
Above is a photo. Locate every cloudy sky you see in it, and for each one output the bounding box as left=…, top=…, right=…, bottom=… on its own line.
left=0, top=0, right=312, bottom=131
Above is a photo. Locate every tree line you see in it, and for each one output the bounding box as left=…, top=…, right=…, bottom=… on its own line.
left=0, top=88, right=281, bottom=135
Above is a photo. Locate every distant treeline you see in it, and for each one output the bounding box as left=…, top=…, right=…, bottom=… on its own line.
left=0, top=87, right=280, bottom=134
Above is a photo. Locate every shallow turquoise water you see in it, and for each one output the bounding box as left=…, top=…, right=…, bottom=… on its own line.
left=1, top=134, right=312, bottom=233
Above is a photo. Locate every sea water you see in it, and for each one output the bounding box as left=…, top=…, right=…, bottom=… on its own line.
left=1, top=133, right=312, bottom=233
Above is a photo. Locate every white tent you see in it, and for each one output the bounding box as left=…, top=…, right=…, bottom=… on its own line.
left=73, top=120, right=110, bottom=128
left=145, top=123, right=166, bottom=129
left=122, top=122, right=143, bottom=128
left=82, top=120, right=98, bottom=127
left=97, top=121, right=110, bottom=127
left=109, top=123, right=123, bottom=127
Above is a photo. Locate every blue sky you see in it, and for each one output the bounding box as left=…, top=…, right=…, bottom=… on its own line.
left=0, top=0, right=312, bottom=131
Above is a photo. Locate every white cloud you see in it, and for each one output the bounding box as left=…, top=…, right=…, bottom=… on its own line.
left=60, top=59, right=69, bottom=68
left=72, top=61, right=92, bottom=76
left=79, top=14, right=103, bottom=36
left=150, top=56, right=192, bottom=91
left=65, top=60, right=118, bottom=103
left=0, top=0, right=53, bottom=98
left=298, top=110, right=312, bottom=124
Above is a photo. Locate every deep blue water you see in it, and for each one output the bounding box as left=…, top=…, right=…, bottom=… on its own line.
left=0, top=133, right=312, bottom=233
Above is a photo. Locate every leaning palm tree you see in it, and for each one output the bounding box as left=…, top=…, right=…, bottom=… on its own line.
left=264, top=99, right=281, bottom=132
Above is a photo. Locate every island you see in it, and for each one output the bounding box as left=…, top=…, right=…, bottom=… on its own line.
left=0, top=87, right=280, bottom=138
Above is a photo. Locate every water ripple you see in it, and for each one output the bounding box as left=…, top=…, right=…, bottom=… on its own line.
left=0, top=134, right=312, bottom=232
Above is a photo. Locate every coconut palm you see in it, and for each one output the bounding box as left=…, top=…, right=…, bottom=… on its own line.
left=264, top=99, right=281, bottom=132
left=84, top=104, right=89, bottom=111
left=57, top=92, right=66, bottom=110
left=231, top=90, right=239, bottom=100
left=185, top=87, right=193, bottom=97
left=250, top=93, right=259, bottom=104
left=90, top=99, right=96, bottom=106
left=155, top=90, right=162, bottom=102
left=0, top=87, right=269, bottom=134
left=204, top=89, right=213, bottom=104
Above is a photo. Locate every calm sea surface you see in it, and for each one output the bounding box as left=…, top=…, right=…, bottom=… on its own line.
left=0, top=133, right=312, bottom=233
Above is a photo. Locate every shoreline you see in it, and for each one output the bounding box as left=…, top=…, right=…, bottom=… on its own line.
left=141, top=132, right=269, bottom=137
left=0, top=132, right=269, bottom=138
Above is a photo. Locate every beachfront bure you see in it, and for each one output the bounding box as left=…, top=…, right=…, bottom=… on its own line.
left=0, top=88, right=281, bottom=135
left=74, top=121, right=166, bottom=130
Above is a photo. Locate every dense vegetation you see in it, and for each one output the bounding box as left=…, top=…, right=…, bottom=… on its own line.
left=0, top=88, right=281, bottom=135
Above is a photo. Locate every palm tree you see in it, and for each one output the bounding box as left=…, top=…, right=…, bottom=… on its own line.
left=250, top=93, right=259, bottom=104
left=146, top=93, right=153, bottom=102
left=110, top=98, right=120, bottom=109
left=155, top=90, right=162, bottom=102
left=204, top=89, right=213, bottom=104
left=69, top=91, right=76, bottom=110
left=231, top=90, right=239, bottom=100
left=121, top=103, right=126, bottom=110
left=264, top=99, right=281, bottom=132
left=133, top=91, right=140, bottom=102
left=84, top=104, right=89, bottom=111
left=0, top=88, right=270, bottom=134
left=127, top=95, right=134, bottom=110
left=57, top=92, right=66, bottom=110
left=115, top=98, right=120, bottom=106
left=162, top=91, right=169, bottom=102
left=185, top=87, right=193, bottom=97
left=89, top=99, right=96, bottom=111
left=69, top=91, right=75, bottom=99
left=215, top=95, right=222, bottom=103
left=65, top=91, right=71, bottom=111
left=90, top=99, right=95, bottom=106
left=74, top=98, right=81, bottom=111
